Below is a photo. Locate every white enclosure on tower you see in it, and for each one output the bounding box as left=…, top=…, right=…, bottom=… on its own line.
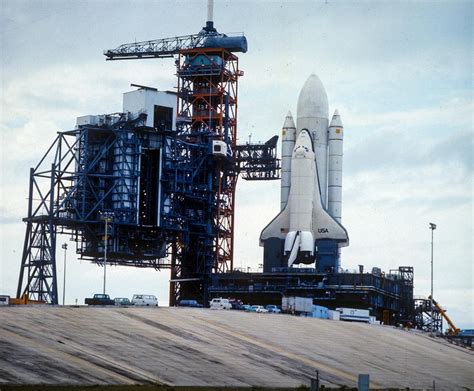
left=123, top=87, right=176, bottom=130
left=327, top=109, right=344, bottom=222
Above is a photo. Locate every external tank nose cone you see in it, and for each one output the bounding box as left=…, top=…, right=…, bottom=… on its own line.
left=296, top=74, right=329, bottom=120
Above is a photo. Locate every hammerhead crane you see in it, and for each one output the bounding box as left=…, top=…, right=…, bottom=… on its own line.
left=104, top=0, right=246, bottom=61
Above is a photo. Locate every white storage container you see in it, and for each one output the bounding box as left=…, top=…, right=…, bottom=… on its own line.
left=282, top=296, right=313, bottom=313
left=328, top=310, right=340, bottom=321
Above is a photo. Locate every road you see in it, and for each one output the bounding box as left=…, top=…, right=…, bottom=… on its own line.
left=0, top=306, right=472, bottom=389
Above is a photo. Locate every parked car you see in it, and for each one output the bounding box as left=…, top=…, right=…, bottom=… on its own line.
left=265, top=305, right=281, bottom=313
left=229, top=298, right=244, bottom=310
left=131, top=294, right=158, bottom=306
left=242, top=304, right=252, bottom=311
left=251, top=305, right=268, bottom=313
left=209, top=297, right=232, bottom=310
left=178, top=299, right=203, bottom=308
left=84, top=294, right=115, bottom=306
left=114, top=297, right=131, bottom=306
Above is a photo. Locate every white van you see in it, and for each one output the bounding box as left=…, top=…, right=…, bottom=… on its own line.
left=132, top=294, right=158, bottom=306
left=209, top=297, right=232, bottom=310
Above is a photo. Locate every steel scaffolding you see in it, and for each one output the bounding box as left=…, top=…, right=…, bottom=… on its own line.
left=17, top=114, right=170, bottom=303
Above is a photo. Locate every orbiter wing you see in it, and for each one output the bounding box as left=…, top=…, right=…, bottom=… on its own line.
left=259, top=205, right=290, bottom=245
left=311, top=201, right=349, bottom=247
left=259, top=201, right=348, bottom=247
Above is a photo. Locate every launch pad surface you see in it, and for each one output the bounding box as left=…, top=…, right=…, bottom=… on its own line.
left=1, top=307, right=472, bottom=389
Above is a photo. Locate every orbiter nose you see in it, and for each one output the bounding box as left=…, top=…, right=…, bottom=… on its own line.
left=294, top=129, right=314, bottom=153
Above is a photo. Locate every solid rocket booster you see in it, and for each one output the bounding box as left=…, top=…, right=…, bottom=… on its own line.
left=280, top=111, right=296, bottom=210
left=296, top=74, right=329, bottom=207
left=327, top=109, right=344, bottom=222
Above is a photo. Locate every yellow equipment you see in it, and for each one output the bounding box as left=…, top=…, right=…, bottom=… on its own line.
left=9, top=294, right=46, bottom=305
left=428, top=295, right=460, bottom=336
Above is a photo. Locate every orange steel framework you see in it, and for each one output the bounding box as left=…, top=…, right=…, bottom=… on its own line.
left=179, top=48, right=240, bottom=274
left=168, top=47, right=242, bottom=304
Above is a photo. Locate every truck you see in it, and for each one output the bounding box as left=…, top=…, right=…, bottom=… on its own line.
left=282, top=296, right=313, bottom=315
left=85, top=294, right=115, bottom=306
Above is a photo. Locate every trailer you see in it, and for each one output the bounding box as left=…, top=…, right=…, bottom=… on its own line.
left=282, top=296, right=313, bottom=315
left=336, top=307, right=370, bottom=323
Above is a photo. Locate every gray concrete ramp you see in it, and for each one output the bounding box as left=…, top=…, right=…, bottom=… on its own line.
left=0, top=307, right=472, bottom=389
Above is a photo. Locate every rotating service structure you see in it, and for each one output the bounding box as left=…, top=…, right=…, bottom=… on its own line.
left=16, top=109, right=172, bottom=304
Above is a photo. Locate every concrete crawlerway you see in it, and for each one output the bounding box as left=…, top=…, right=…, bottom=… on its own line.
left=0, top=307, right=472, bottom=389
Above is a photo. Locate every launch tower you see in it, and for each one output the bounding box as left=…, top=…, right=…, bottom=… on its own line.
left=16, top=5, right=280, bottom=304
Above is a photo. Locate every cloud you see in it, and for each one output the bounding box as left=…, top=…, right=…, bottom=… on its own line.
left=0, top=0, right=472, bottom=327
left=343, top=97, right=473, bottom=182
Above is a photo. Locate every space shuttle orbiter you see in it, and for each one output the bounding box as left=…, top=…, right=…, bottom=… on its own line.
left=260, top=129, right=348, bottom=267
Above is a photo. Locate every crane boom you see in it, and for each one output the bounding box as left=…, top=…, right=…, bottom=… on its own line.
left=429, top=295, right=461, bottom=336
left=104, top=31, right=247, bottom=61
left=104, top=34, right=207, bottom=60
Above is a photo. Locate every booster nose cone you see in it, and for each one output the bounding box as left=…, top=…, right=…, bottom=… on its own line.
left=297, top=74, right=329, bottom=121
left=283, top=111, right=296, bottom=129
left=329, top=109, right=343, bottom=128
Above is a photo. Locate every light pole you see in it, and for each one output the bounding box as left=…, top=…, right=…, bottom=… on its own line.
left=61, top=243, right=68, bottom=305
left=100, top=212, right=114, bottom=295
left=429, top=222, right=437, bottom=332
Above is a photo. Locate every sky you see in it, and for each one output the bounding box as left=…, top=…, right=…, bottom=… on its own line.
left=0, top=0, right=472, bottom=327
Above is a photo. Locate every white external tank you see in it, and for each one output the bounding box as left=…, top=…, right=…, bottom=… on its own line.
left=327, top=109, right=343, bottom=222
left=280, top=111, right=296, bottom=210
left=296, top=74, right=329, bottom=207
